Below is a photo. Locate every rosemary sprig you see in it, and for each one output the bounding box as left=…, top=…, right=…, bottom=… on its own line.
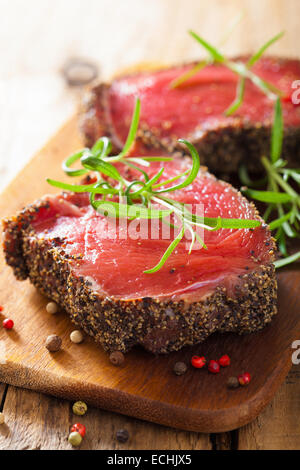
left=169, top=12, right=246, bottom=89
left=171, top=30, right=284, bottom=115
left=241, top=97, right=300, bottom=268
left=47, top=98, right=260, bottom=273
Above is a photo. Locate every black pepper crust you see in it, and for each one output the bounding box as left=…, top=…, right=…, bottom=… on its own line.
left=2, top=195, right=277, bottom=354
left=79, top=59, right=300, bottom=175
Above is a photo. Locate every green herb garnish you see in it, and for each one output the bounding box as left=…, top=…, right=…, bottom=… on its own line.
left=241, top=97, right=300, bottom=268
left=171, top=29, right=284, bottom=115
left=47, top=98, right=260, bottom=273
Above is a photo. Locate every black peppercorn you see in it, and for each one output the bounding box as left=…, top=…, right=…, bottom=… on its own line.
left=173, top=361, right=187, bottom=376
left=45, top=334, right=62, bottom=352
left=116, top=429, right=129, bottom=443
left=109, top=351, right=125, bottom=366
left=227, top=376, right=239, bottom=389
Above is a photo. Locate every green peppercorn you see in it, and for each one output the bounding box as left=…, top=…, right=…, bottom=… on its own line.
left=68, top=431, right=82, bottom=447
left=72, top=401, right=88, bottom=416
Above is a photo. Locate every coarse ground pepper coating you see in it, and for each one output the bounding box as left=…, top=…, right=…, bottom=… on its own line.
left=2, top=194, right=277, bottom=354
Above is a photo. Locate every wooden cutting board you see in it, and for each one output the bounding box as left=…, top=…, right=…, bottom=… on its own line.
left=0, top=117, right=299, bottom=433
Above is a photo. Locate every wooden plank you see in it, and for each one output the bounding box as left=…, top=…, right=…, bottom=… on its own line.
left=0, top=385, right=211, bottom=450
left=238, top=366, right=300, bottom=450
left=0, top=383, right=7, bottom=408
left=0, top=117, right=300, bottom=433
left=0, top=0, right=300, bottom=445
left=214, top=432, right=235, bottom=450
left=79, top=407, right=212, bottom=451
left=0, top=386, right=70, bottom=450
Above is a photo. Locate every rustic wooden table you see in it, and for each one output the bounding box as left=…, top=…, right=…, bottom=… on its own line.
left=0, top=0, right=300, bottom=450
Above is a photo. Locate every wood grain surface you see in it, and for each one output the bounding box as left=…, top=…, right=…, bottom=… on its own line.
left=0, top=115, right=300, bottom=435
left=1, top=0, right=300, bottom=450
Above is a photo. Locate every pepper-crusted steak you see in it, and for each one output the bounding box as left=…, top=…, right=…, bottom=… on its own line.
left=2, top=158, right=277, bottom=354
left=80, top=57, right=300, bottom=174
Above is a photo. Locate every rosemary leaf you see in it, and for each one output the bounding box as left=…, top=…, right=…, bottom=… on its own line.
left=225, top=76, right=245, bottom=116
left=153, top=140, right=200, bottom=194
left=274, top=251, right=300, bottom=269
left=243, top=188, right=293, bottom=204
left=268, top=211, right=293, bottom=230
left=189, top=30, right=225, bottom=63
left=203, top=216, right=260, bottom=229
left=117, top=97, right=141, bottom=158
left=62, top=150, right=90, bottom=177
left=129, top=156, right=173, bottom=162
left=271, top=97, right=284, bottom=163
left=90, top=199, right=172, bottom=220
left=144, top=227, right=185, bottom=274
left=170, top=60, right=209, bottom=89
left=92, top=136, right=112, bottom=157
left=47, top=179, right=118, bottom=195
left=81, top=155, right=123, bottom=181
left=238, top=164, right=267, bottom=187
left=247, top=31, right=285, bottom=67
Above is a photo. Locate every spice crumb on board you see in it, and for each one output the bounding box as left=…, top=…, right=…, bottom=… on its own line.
left=239, top=372, right=251, bottom=386
left=45, top=334, right=62, bottom=352
left=173, top=361, right=187, bottom=376
left=46, top=301, right=58, bottom=314
left=71, top=423, right=86, bottom=437
left=116, top=429, right=129, bottom=443
left=72, top=401, right=88, bottom=416
left=218, top=354, right=231, bottom=367
left=70, top=330, right=84, bottom=344
left=109, top=351, right=125, bottom=366
left=3, top=318, right=14, bottom=330
left=68, top=431, right=82, bottom=447
left=208, top=360, right=220, bottom=374
left=191, top=355, right=206, bottom=369
left=227, top=377, right=240, bottom=389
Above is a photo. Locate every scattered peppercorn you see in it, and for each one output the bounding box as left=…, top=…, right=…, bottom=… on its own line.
left=45, top=334, right=62, bottom=352
left=116, top=429, right=129, bottom=443
left=238, top=372, right=251, bottom=386
left=3, top=319, right=14, bottom=330
left=219, top=354, right=231, bottom=367
left=227, top=377, right=239, bottom=389
left=46, top=301, right=58, bottom=314
left=173, top=361, right=187, bottom=376
left=208, top=360, right=220, bottom=374
left=68, top=431, right=82, bottom=447
left=72, top=401, right=88, bottom=416
left=70, top=330, right=84, bottom=344
left=109, top=351, right=125, bottom=366
left=0, top=412, right=5, bottom=425
left=191, top=355, right=206, bottom=369
left=71, top=423, right=86, bottom=437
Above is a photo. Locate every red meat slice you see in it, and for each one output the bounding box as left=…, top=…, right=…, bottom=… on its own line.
left=2, top=159, right=277, bottom=353
left=80, top=57, right=300, bottom=173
